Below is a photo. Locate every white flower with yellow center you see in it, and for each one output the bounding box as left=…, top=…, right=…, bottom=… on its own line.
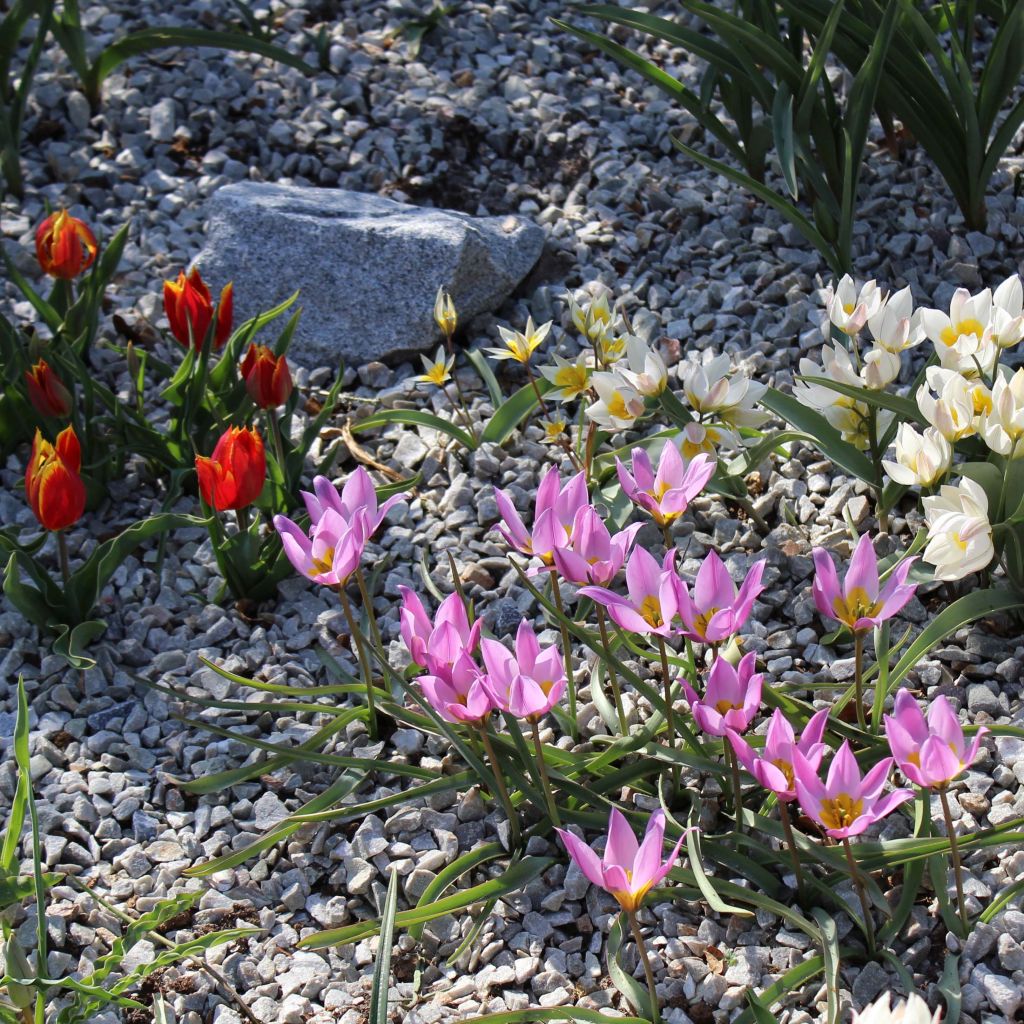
left=678, top=420, right=739, bottom=459
left=980, top=366, right=1024, bottom=457
left=485, top=316, right=552, bottom=365
left=540, top=352, right=591, bottom=402
left=622, top=335, right=667, bottom=396
left=586, top=371, right=646, bottom=430
left=794, top=346, right=878, bottom=448
left=682, top=352, right=768, bottom=428
left=433, top=285, right=457, bottom=337
left=820, top=275, right=884, bottom=337
left=415, top=346, right=454, bottom=387
left=868, top=285, right=924, bottom=354
left=861, top=345, right=902, bottom=389
left=919, top=286, right=997, bottom=374
left=539, top=416, right=568, bottom=444
left=882, top=424, right=952, bottom=488
left=991, top=274, right=1024, bottom=349
left=568, top=290, right=614, bottom=343
left=916, top=366, right=985, bottom=441
left=596, top=331, right=627, bottom=365
left=923, top=477, right=994, bottom=581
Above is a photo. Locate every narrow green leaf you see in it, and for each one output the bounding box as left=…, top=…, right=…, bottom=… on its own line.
left=465, top=348, right=505, bottom=408
left=811, top=908, right=841, bottom=1024
left=369, top=870, right=400, bottom=1024
left=352, top=408, right=476, bottom=451
left=798, top=374, right=924, bottom=424
left=938, top=953, right=962, bottom=1024
left=606, top=913, right=651, bottom=1020
left=772, top=83, right=798, bottom=198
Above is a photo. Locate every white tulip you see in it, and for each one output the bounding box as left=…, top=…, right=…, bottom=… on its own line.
left=852, top=992, right=941, bottom=1024
left=861, top=345, right=902, bottom=389
left=916, top=367, right=983, bottom=441
left=586, top=371, right=645, bottom=429
left=820, top=275, right=885, bottom=337
left=882, top=424, right=953, bottom=487
left=919, top=286, right=997, bottom=374
left=980, top=366, right=1024, bottom=457
left=923, top=477, right=995, bottom=581
left=622, top=335, right=667, bottom=397
left=868, top=285, right=924, bottom=353
left=681, top=351, right=767, bottom=428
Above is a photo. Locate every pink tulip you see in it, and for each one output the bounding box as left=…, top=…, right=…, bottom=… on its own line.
left=676, top=551, right=766, bottom=643
left=301, top=468, right=407, bottom=537
left=884, top=689, right=987, bottom=789
left=480, top=620, right=566, bottom=720
left=727, top=708, right=830, bottom=802
left=555, top=808, right=693, bottom=912
left=274, top=508, right=369, bottom=586
left=794, top=740, right=914, bottom=839
left=616, top=445, right=715, bottom=526
left=417, top=650, right=494, bottom=725
left=552, top=505, right=643, bottom=587
left=681, top=652, right=762, bottom=737
left=398, top=586, right=482, bottom=672
left=493, top=466, right=589, bottom=564
left=579, top=545, right=678, bottom=636
left=812, top=533, right=917, bottom=633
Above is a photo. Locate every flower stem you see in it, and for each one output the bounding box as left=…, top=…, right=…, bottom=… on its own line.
left=939, top=787, right=971, bottom=934
left=355, top=567, right=384, bottom=652
left=597, top=605, right=628, bottom=734
left=267, top=410, right=288, bottom=482
left=337, top=583, right=378, bottom=740
left=549, top=578, right=578, bottom=740
left=725, top=743, right=744, bottom=836
left=478, top=725, right=522, bottom=848
left=853, top=630, right=867, bottom=731
left=656, top=636, right=676, bottom=748
left=526, top=365, right=549, bottom=416
left=778, top=800, right=805, bottom=902
left=443, top=380, right=478, bottom=444
left=626, top=910, right=661, bottom=1024
left=529, top=718, right=561, bottom=827
left=661, top=522, right=674, bottom=552
left=56, top=530, right=71, bottom=589
left=841, top=836, right=875, bottom=955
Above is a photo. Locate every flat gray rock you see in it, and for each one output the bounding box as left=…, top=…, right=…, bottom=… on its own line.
left=194, top=182, right=544, bottom=365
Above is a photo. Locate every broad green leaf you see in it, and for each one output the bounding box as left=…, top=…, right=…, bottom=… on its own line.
left=352, top=408, right=476, bottom=451
left=51, top=619, right=108, bottom=670
left=481, top=377, right=554, bottom=445
left=798, top=375, right=924, bottom=425
left=369, top=870, right=400, bottom=1024
left=606, top=913, right=651, bottom=1020
left=889, top=588, right=1024, bottom=689
left=760, top=386, right=877, bottom=482
left=772, top=82, right=798, bottom=198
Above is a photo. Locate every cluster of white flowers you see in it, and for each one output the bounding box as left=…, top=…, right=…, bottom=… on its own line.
left=802, top=273, right=1024, bottom=581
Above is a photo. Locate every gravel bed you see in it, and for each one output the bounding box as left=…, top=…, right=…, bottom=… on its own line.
left=2, top=1, right=1024, bottom=1022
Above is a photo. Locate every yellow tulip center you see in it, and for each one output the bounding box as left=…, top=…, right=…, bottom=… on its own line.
left=940, top=318, right=984, bottom=347
left=714, top=698, right=739, bottom=715
left=607, top=392, right=630, bottom=420
left=638, top=595, right=663, bottom=628
left=819, top=792, right=864, bottom=831
left=308, top=548, right=335, bottom=577
left=771, top=758, right=795, bottom=791
left=425, top=362, right=449, bottom=386
left=691, top=608, right=719, bottom=639
left=832, top=586, right=883, bottom=627
left=553, top=365, right=588, bottom=396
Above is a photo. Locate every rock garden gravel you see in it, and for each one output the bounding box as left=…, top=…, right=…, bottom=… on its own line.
left=2, top=1, right=1024, bottom=1022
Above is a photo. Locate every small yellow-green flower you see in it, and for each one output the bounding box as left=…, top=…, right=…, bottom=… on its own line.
left=540, top=416, right=568, bottom=443
left=434, top=286, right=457, bottom=337
left=416, top=346, right=455, bottom=387
left=485, top=316, right=551, bottom=365
left=597, top=331, right=627, bottom=364
left=540, top=352, right=591, bottom=401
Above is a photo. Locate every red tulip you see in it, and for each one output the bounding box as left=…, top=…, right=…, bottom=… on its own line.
left=163, top=268, right=233, bottom=350
left=35, top=211, right=98, bottom=279
left=240, top=343, right=293, bottom=408
left=25, top=427, right=86, bottom=531
left=195, top=426, right=266, bottom=511
left=24, top=359, right=72, bottom=418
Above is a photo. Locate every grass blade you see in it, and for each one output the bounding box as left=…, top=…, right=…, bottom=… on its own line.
left=369, top=870, right=400, bottom=1024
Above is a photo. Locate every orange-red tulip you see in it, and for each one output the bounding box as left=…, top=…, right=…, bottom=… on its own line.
left=24, top=359, right=72, bottom=418
left=240, top=343, right=293, bottom=408
left=35, top=211, right=98, bottom=279
left=195, top=426, right=266, bottom=511
left=25, top=427, right=86, bottom=531
left=163, top=268, right=233, bottom=350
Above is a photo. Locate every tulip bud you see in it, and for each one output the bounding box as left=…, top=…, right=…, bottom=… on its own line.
left=35, top=210, right=98, bottom=279
left=195, top=426, right=266, bottom=511
left=126, top=341, right=142, bottom=382
left=0, top=936, right=35, bottom=1009
left=434, top=286, right=457, bottom=338
left=163, top=268, right=233, bottom=350
left=25, top=426, right=86, bottom=531
left=240, top=343, right=293, bottom=408
left=24, top=359, right=72, bottom=418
